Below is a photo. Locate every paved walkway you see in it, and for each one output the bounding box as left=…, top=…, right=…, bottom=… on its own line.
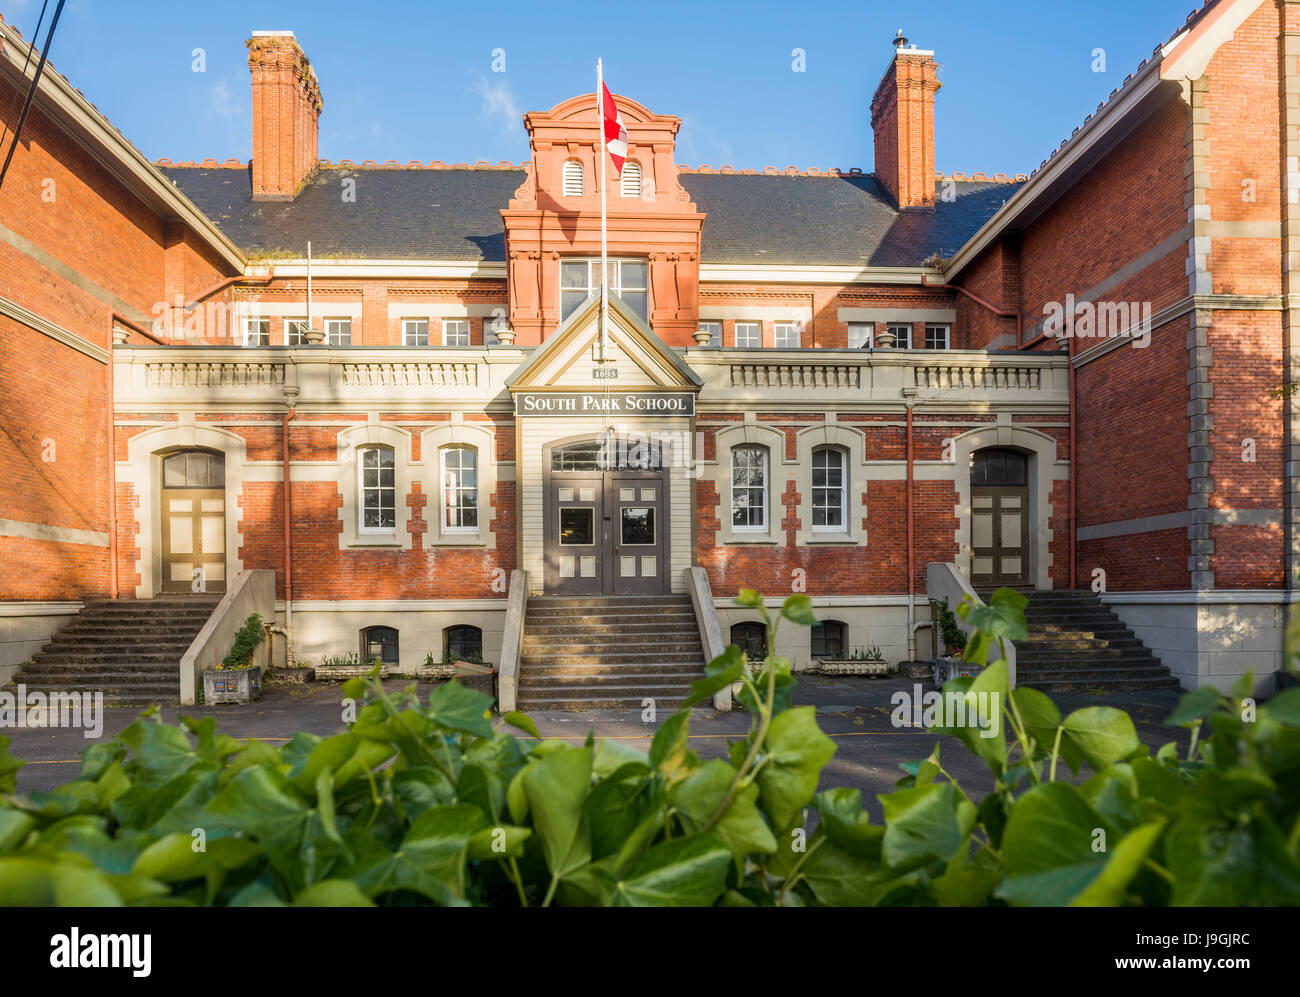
left=4, top=674, right=1191, bottom=821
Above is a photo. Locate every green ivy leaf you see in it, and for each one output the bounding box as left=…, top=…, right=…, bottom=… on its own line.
left=426, top=681, right=494, bottom=738
left=501, top=711, right=540, bottom=739
left=521, top=745, right=593, bottom=881
left=997, top=782, right=1121, bottom=906
left=670, top=759, right=777, bottom=862
left=1063, top=707, right=1141, bottom=772
left=683, top=645, right=745, bottom=707
left=294, top=879, right=376, bottom=906
left=605, top=834, right=732, bottom=907
left=781, top=594, right=817, bottom=626
left=756, top=706, right=837, bottom=829
left=1165, top=686, right=1222, bottom=726
left=814, top=788, right=883, bottom=859
left=648, top=711, right=697, bottom=782
left=878, top=783, right=972, bottom=869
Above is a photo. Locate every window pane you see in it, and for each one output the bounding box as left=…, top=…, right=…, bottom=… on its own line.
left=619, top=261, right=647, bottom=289
left=404, top=320, right=429, bottom=346
left=560, top=261, right=589, bottom=289
left=561, top=290, right=587, bottom=321
left=848, top=322, right=873, bottom=349
left=560, top=508, right=594, bottom=545
left=618, top=290, right=648, bottom=321
left=620, top=507, right=654, bottom=545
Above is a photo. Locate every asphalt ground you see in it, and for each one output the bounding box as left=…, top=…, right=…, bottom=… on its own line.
left=3, top=673, right=1194, bottom=821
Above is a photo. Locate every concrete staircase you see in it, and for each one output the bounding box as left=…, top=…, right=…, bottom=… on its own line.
left=16, top=596, right=221, bottom=705
left=1016, top=590, right=1180, bottom=692
left=517, top=595, right=707, bottom=711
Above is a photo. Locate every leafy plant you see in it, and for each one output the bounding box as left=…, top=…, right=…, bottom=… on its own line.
left=0, top=586, right=1297, bottom=906
left=934, top=598, right=967, bottom=655
left=320, top=652, right=362, bottom=669
left=218, top=615, right=264, bottom=671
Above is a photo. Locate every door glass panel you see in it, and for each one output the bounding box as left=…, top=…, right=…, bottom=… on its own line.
left=560, top=508, right=594, bottom=545
left=621, top=507, right=654, bottom=545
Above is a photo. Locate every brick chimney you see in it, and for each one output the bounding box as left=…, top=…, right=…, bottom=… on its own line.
left=247, top=31, right=323, bottom=200
left=870, top=31, right=941, bottom=210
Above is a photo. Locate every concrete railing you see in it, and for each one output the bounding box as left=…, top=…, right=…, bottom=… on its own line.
left=179, top=569, right=276, bottom=705
left=684, top=566, right=730, bottom=711
left=925, top=562, right=1017, bottom=688
left=496, top=569, right=529, bottom=713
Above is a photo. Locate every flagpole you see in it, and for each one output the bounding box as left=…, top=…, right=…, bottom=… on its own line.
left=597, top=57, right=608, bottom=363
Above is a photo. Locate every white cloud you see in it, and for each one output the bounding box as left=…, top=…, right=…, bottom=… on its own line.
left=471, top=72, right=521, bottom=136
left=208, top=79, right=240, bottom=120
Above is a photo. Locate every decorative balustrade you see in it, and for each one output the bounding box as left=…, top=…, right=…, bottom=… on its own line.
left=341, top=361, right=478, bottom=388
left=145, top=361, right=284, bottom=387
left=729, top=363, right=861, bottom=389
left=914, top=364, right=1042, bottom=391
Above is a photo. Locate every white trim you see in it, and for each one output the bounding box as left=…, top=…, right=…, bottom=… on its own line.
left=0, top=518, right=109, bottom=547
left=700, top=264, right=944, bottom=285
left=255, top=260, right=508, bottom=279
left=0, top=601, right=84, bottom=617
left=1101, top=589, right=1293, bottom=606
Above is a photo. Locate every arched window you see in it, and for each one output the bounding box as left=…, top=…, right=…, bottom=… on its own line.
left=358, top=446, right=396, bottom=533
left=620, top=161, right=642, bottom=198
left=442, top=447, right=478, bottom=531
left=445, top=625, right=483, bottom=663
left=811, top=447, right=847, bottom=531
left=731, top=445, right=768, bottom=530
left=362, top=626, right=399, bottom=668
left=162, top=450, right=224, bottom=488
left=562, top=159, right=584, bottom=197
left=730, top=622, right=767, bottom=661
left=971, top=448, right=1028, bottom=486
left=811, top=620, right=846, bottom=659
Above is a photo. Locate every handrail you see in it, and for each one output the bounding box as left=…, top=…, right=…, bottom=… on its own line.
left=497, top=569, right=528, bottom=712
left=684, top=566, right=730, bottom=710
left=178, top=569, right=276, bottom=704
left=925, top=562, right=1017, bottom=688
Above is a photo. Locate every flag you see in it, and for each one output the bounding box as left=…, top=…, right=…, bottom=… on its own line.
left=600, top=81, right=627, bottom=176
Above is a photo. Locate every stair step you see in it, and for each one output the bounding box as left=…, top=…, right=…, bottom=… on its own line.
left=524, top=623, right=700, bottom=638
left=17, top=670, right=178, bottom=685
left=524, top=609, right=698, bottom=623
left=516, top=696, right=691, bottom=712
left=521, top=650, right=705, bottom=666
left=521, top=661, right=704, bottom=677
left=520, top=639, right=702, bottom=655
left=520, top=673, right=699, bottom=689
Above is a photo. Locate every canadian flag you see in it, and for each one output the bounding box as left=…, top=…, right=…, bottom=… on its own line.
left=600, top=82, right=627, bottom=177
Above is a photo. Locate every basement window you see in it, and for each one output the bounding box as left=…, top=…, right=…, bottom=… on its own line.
left=445, top=625, right=483, bottom=663
left=362, top=626, right=399, bottom=668
left=811, top=620, right=846, bottom=658
left=730, top=622, right=767, bottom=662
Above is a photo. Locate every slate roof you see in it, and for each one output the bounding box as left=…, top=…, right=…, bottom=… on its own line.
left=161, top=165, right=1020, bottom=267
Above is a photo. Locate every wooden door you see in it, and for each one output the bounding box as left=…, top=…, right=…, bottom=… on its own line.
left=161, top=451, right=226, bottom=594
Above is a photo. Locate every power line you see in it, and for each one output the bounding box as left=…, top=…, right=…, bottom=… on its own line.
left=0, top=0, right=65, bottom=193
left=0, top=0, right=49, bottom=149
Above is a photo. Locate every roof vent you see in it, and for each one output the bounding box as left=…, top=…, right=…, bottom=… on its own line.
left=893, top=29, right=908, bottom=51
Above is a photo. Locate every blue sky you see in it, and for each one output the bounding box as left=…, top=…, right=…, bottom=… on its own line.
left=5, top=0, right=1196, bottom=175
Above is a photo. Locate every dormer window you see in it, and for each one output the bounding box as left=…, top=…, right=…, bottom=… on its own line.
left=562, top=159, right=584, bottom=197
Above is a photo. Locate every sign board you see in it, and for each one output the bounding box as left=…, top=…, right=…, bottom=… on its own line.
left=514, top=391, right=696, bottom=417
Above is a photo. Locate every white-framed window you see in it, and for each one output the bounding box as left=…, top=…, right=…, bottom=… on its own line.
left=848, top=322, right=873, bottom=349
left=324, top=318, right=352, bottom=346
left=562, top=159, right=584, bottom=197
left=734, top=322, right=761, bottom=348
left=811, top=447, right=847, bottom=531
left=731, top=445, right=768, bottom=530
left=442, top=319, right=471, bottom=346
left=559, top=258, right=648, bottom=322
left=286, top=318, right=309, bottom=346
left=358, top=446, right=395, bottom=533
left=621, top=161, right=642, bottom=198
left=925, top=323, right=951, bottom=350
left=698, top=320, right=721, bottom=346
left=774, top=322, right=802, bottom=349
left=441, top=447, right=478, bottom=531
left=403, top=319, right=429, bottom=346
left=887, top=323, right=911, bottom=349
left=242, top=318, right=269, bottom=347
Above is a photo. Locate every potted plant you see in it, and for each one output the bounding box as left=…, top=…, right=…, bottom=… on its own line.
left=931, top=599, right=979, bottom=685
left=818, top=645, right=890, bottom=676
left=420, top=651, right=456, bottom=681
left=202, top=613, right=266, bottom=704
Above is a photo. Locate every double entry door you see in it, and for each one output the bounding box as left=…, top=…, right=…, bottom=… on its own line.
left=545, top=469, right=667, bottom=595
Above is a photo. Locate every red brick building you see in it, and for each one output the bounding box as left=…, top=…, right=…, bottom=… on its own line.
left=0, top=2, right=1292, bottom=704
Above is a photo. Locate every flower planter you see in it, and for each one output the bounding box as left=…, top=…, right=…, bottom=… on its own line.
left=203, top=666, right=263, bottom=704
left=818, top=659, right=890, bottom=676
left=932, top=656, right=984, bottom=686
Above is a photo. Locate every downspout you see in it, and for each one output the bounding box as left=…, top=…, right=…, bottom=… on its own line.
left=184, top=271, right=273, bottom=310
left=1069, top=361, right=1078, bottom=590
left=921, top=273, right=1024, bottom=347
left=906, top=401, right=917, bottom=660
left=282, top=407, right=296, bottom=659
left=105, top=311, right=168, bottom=600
